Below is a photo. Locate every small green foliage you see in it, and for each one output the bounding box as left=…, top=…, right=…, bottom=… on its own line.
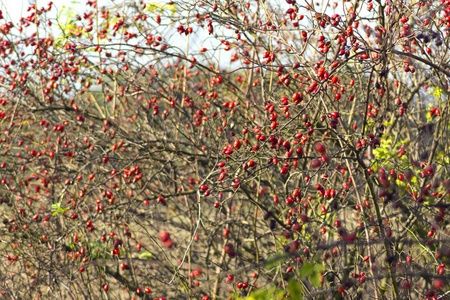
left=233, top=267, right=323, bottom=300
left=233, top=285, right=285, bottom=300
left=51, top=202, right=69, bottom=216
left=287, top=279, right=303, bottom=300
left=145, top=1, right=177, bottom=15
left=264, top=254, right=288, bottom=270
left=90, top=241, right=114, bottom=260
left=138, top=251, right=153, bottom=259
left=430, top=86, right=444, bottom=99
left=300, top=263, right=323, bottom=288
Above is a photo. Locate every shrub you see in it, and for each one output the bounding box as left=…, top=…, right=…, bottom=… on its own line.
left=0, top=0, right=449, bottom=299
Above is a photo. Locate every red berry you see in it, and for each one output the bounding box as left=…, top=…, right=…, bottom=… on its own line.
left=311, top=159, right=321, bottom=168
left=159, top=231, right=170, bottom=242
left=433, top=278, right=444, bottom=290
left=280, top=167, right=289, bottom=175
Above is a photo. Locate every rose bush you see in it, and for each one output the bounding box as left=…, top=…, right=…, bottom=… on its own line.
left=0, top=0, right=449, bottom=299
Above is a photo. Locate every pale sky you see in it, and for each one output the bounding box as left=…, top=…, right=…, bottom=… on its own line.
left=2, top=0, right=82, bottom=22
left=0, top=0, right=360, bottom=70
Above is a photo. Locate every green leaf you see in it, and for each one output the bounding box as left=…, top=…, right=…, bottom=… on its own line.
left=288, top=278, right=303, bottom=300
left=145, top=1, right=177, bottom=16
left=264, top=254, right=287, bottom=270
left=314, top=264, right=324, bottom=272
left=437, top=151, right=450, bottom=164
left=275, top=290, right=285, bottom=298
left=430, top=86, right=444, bottom=98
left=51, top=202, right=69, bottom=216
left=396, top=179, right=407, bottom=188
left=300, top=263, right=313, bottom=278
left=299, top=264, right=323, bottom=289
left=373, top=147, right=389, bottom=159
left=138, top=251, right=153, bottom=259
left=89, top=241, right=112, bottom=260
left=310, top=271, right=321, bottom=288
left=382, top=119, right=394, bottom=127
left=234, top=285, right=282, bottom=300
